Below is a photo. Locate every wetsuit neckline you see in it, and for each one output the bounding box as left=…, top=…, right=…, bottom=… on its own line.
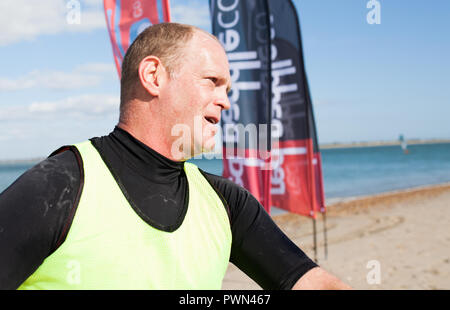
left=109, top=126, right=185, bottom=184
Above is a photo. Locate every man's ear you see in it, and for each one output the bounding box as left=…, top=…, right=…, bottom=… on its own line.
left=138, top=56, right=168, bottom=97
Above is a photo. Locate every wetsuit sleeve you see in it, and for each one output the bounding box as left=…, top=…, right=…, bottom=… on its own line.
left=0, top=150, right=82, bottom=289
left=201, top=171, right=318, bottom=290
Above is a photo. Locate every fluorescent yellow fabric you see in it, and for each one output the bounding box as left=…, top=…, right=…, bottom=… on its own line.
left=19, top=141, right=231, bottom=290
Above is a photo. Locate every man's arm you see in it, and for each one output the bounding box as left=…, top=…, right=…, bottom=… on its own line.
left=0, top=150, right=81, bottom=289
left=292, top=267, right=353, bottom=290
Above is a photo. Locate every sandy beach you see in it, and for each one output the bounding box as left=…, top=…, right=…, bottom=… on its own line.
left=222, top=182, right=450, bottom=290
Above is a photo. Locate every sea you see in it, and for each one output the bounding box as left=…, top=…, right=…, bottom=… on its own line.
left=1, top=143, right=450, bottom=201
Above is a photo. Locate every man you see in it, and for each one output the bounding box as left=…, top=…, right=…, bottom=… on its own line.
left=0, top=23, right=350, bottom=290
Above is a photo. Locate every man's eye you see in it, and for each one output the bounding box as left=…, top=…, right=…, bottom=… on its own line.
left=207, top=77, right=218, bottom=84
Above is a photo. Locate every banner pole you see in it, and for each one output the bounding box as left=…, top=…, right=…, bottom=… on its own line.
left=322, top=212, right=328, bottom=260
left=312, top=218, right=317, bottom=263
left=263, top=0, right=272, bottom=214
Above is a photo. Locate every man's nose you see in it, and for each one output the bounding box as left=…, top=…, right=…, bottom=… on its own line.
left=216, top=90, right=231, bottom=111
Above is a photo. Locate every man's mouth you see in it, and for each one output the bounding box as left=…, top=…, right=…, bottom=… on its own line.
left=204, top=116, right=219, bottom=125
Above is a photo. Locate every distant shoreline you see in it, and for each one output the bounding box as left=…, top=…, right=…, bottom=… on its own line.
left=1, top=138, right=449, bottom=164
left=319, top=139, right=450, bottom=149
left=0, top=157, right=44, bottom=165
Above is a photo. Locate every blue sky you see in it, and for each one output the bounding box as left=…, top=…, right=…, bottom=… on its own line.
left=0, top=0, right=449, bottom=160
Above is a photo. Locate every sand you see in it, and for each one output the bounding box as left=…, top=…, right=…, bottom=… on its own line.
left=222, top=182, right=450, bottom=290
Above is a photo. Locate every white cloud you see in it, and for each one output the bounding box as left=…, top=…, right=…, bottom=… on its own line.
left=74, top=62, right=116, bottom=74
left=0, top=63, right=115, bottom=91
left=0, top=94, right=119, bottom=121
left=29, top=94, right=119, bottom=115
left=0, top=76, right=37, bottom=91
left=0, top=0, right=105, bottom=46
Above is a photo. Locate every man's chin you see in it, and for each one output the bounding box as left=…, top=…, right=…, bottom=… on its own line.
left=202, top=138, right=217, bottom=153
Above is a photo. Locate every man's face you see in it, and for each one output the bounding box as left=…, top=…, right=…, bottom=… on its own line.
left=160, top=32, right=231, bottom=159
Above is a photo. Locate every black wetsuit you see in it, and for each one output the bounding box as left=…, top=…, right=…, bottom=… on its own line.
left=0, top=127, right=317, bottom=290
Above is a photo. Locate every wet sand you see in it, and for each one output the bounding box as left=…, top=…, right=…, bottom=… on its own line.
left=222, top=182, right=450, bottom=290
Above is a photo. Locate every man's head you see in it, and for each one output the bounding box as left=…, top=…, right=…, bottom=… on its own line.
left=118, top=23, right=231, bottom=160
left=120, top=23, right=195, bottom=104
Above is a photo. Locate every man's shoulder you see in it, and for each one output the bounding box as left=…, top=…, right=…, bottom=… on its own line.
left=198, top=169, right=248, bottom=195
left=37, top=146, right=82, bottom=180
left=197, top=168, right=259, bottom=224
left=0, top=147, right=84, bottom=288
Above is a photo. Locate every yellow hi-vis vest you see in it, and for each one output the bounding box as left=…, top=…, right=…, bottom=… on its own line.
left=18, top=141, right=232, bottom=289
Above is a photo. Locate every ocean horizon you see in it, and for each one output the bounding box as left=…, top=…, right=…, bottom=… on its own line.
left=1, top=142, right=450, bottom=205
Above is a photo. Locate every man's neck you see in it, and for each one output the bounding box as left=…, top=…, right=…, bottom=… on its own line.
left=117, top=122, right=187, bottom=162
